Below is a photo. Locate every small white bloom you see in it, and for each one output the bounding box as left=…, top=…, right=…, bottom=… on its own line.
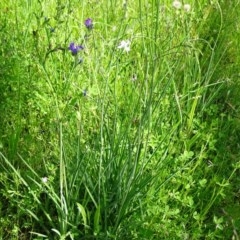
left=42, top=177, right=48, bottom=183
left=183, top=4, right=191, bottom=12
left=117, top=40, right=131, bottom=53
left=172, top=0, right=182, bottom=9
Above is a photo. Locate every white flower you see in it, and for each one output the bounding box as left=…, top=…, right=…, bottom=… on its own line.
left=172, top=0, right=182, bottom=9
left=183, top=4, right=191, bottom=12
left=117, top=40, right=131, bottom=53
left=42, top=177, right=48, bottom=183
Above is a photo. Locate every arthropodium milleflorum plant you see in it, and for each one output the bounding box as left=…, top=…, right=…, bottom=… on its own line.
left=0, top=1, right=178, bottom=238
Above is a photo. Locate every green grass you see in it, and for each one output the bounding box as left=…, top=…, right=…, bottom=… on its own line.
left=0, top=0, right=240, bottom=239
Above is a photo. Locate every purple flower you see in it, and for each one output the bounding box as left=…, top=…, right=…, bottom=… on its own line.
left=84, top=18, right=93, bottom=29
left=68, top=42, right=84, bottom=55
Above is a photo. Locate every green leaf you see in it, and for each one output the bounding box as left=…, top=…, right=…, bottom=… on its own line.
left=76, top=202, right=87, bottom=227
left=94, top=205, right=101, bottom=234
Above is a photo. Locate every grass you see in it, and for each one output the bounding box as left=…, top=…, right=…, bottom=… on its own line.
left=0, top=0, right=240, bottom=239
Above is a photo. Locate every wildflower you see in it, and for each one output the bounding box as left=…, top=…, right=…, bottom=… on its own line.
left=84, top=18, right=93, bottom=30
left=172, top=0, right=182, bottom=9
left=117, top=40, right=131, bottom=53
left=42, top=177, right=48, bottom=183
left=183, top=4, right=191, bottom=12
left=68, top=42, right=84, bottom=56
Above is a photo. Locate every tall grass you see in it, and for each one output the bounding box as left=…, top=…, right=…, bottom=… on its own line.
left=0, top=0, right=240, bottom=239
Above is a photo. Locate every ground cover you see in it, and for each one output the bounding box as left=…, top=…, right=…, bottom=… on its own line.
left=0, top=0, right=240, bottom=239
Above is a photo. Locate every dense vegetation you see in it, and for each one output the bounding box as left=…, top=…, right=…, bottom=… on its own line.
left=0, top=0, right=240, bottom=239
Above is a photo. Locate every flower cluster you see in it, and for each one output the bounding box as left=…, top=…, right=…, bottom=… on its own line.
left=68, top=18, right=94, bottom=57
left=172, top=1, right=191, bottom=12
